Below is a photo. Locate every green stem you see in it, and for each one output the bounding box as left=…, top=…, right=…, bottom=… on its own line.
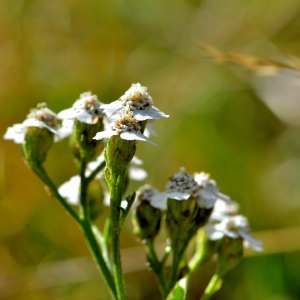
left=80, top=220, right=117, bottom=298
left=79, top=161, right=117, bottom=299
left=110, top=174, right=127, bottom=300
left=200, top=273, right=223, bottom=300
left=32, top=164, right=80, bottom=223
left=146, top=241, right=168, bottom=298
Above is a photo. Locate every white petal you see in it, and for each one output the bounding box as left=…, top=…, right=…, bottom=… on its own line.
left=166, top=191, right=191, bottom=200
left=102, top=100, right=123, bottom=118
left=240, top=231, right=263, bottom=252
left=149, top=106, right=169, bottom=118
left=57, top=108, right=77, bottom=120
left=58, top=176, right=81, bottom=205
left=150, top=192, right=168, bottom=210
left=23, top=118, right=57, bottom=134
left=76, top=110, right=96, bottom=124
left=129, top=167, right=147, bottom=181
left=205, top=225, right=224, bottom=240
left=55, top=119, right=74, bottom=141
left=197, top=196, right=216, bottom=209
left=120, top=131, right=148, bottom=142
left=93, top=130, right=116, bottom=140
left=132, top=107, right=169, bottom=121
left=3, top=124, right=25, bottom=144
left=194, top=172, right=210, bottom=185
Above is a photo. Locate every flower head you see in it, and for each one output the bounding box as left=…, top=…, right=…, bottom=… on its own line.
left=206, top=214, right=263, bottom=251
left=103, top=83, right=169, bottom=121
left=58, top=92, right=104, bottom=124
left=93, top=114, right=150, bottom=142
left=136, top=185, right=167, bottom=210
left=164, top=169, right=231, bottom=210
left=133, top=185, right=163, bottom=240
left=4, top=103, right=68, bottom=144
left=165, top=168, right=198, bottom=200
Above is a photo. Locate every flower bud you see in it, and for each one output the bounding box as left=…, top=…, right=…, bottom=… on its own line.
left=166, top=198, right=212, bottom=248
left=104, top=135, right=136, bottom=190
left=133, top=187, right=162, bottom=241
left=71, top=119, right=104, bottom=162
left=23, top=127, right=54, bottom=166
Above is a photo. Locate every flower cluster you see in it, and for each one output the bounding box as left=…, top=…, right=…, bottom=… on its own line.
left=4, top=82, right=263, bottom=300
left=206, top=199, right=263, bottom=251
left=4, top=103, right=69, bottom=144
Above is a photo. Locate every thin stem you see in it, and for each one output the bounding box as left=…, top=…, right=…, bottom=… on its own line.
left=80, top=220, right=117, bottom=298
left=200, top=273, right=223, bottom=300
left=32, top=164, right=80, bottom=223
left=32, top=163, right=117, bottom=298
left=79, top=161, right=117, bottom=299
left=110, top=174, right=127, bottom=300
left=146, top=240, right=168, bottom=298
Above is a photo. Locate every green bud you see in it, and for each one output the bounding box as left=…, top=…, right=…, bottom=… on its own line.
left=166, top=198, right=212, bottom=248
left=23, top=127, right=54, bottom=166
left=104, top=135, right=136, bottom=190
left=133, top=199, right=162, bottom=241
left=217, top=237, right=243, bottom=276
left=71, top=119, right=104, bottom=162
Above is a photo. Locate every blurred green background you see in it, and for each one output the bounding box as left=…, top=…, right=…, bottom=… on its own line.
left=1, top=0, right=300, bottom=299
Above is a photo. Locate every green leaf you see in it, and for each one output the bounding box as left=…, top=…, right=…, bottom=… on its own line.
left=167, top=277, right=188, bottom=300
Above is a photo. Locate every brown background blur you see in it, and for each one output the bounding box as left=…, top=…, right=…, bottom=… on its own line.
left=1, top=0, right=300, bottom=299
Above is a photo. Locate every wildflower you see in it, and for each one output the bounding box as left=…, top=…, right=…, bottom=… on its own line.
left=58, top=92, right=106, bottom=161
left=94, top=114, right=151, bottom=143
left=102, top=83, right=169, bottom=121
left=58, top=92, right=104, bottom=124
left=4, top=103, right=67, bottom=144
left=206, top=214, right=263, bottom=251
left=4, top=103, right=69, bottom=165
left=165, top=168, right=198, bottom=200
left=164, top=169, right=231, bottom=209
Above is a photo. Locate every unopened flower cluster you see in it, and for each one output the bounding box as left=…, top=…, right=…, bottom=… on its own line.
left=134, top=168, right=262, bottom=252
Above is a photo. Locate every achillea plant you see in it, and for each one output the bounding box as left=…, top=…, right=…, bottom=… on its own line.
left=4, top=83, right=262, bottom=300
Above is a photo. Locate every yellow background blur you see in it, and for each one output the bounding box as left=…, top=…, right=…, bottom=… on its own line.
left=1, top=0, right=300, bottom=299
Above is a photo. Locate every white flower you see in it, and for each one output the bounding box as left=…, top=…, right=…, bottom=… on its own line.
left=136, top=185, right=167, bottom=210
left=93, top=114, right=151, bottom=143
left=4, top=103, right=68, bottom=144
left=102, top=83, right=169, bottom=121
left=165, top=168, right=199, bottom=200
left=58, top=92, right=104, bottom=124
left=194, top=172, right=232, bottom=209
left=206, top=214, right=263, bottom=251
left=164, top=169, right=230, bottom=210
left=58, top=175, right=81, bottom=205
